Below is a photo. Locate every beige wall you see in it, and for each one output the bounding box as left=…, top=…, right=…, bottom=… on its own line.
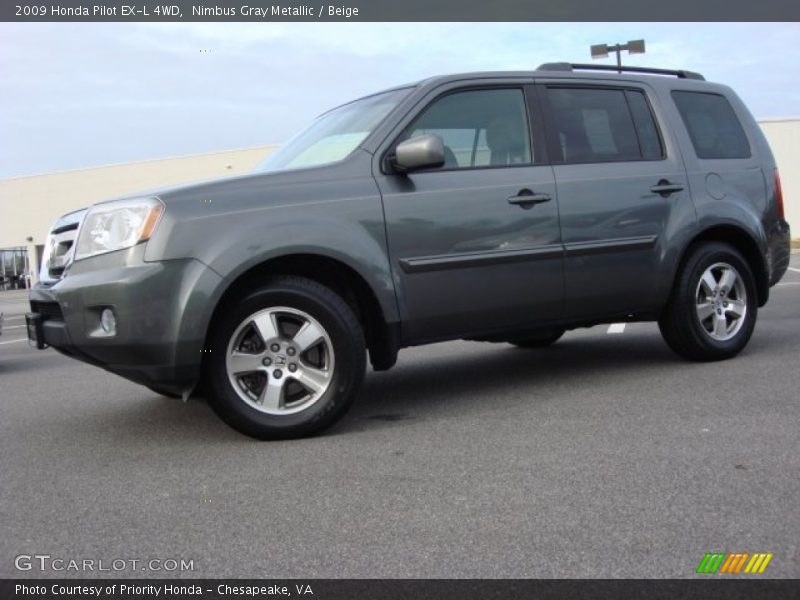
left=759, top=119, right=800, bottom=239
left=0, top=145, right=276, bottom=280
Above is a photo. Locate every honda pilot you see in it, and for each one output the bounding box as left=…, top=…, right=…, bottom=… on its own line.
left=28, top=63, right=791, bottom=439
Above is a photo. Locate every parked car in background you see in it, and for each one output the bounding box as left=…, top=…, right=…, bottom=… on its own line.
left=28, top=63, right=791, bottom=439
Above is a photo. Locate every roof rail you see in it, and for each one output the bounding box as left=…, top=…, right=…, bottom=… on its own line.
left=537, top=62, right=705, bottom=81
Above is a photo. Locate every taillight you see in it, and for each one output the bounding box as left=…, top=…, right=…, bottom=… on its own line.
left=774, top=169, right=785, bottom=220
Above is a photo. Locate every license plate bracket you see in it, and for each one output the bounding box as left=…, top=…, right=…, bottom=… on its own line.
left=25, top=312, right=47, bottom=349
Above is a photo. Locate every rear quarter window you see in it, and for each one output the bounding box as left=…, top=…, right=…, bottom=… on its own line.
left=671, top=91, right=751, bottom=159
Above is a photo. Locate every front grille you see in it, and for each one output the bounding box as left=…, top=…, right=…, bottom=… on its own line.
left=40, top=209, right=85, bottom=283
left=48, top=233, right=76, bottom=278
left=30, top=301, right=64, bottom=322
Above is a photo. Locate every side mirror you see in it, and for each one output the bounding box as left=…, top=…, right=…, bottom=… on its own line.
left=393, top=134, right=445, bottom=173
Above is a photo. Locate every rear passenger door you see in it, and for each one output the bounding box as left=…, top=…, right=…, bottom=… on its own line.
left=538, top=82, right=693, bottom=319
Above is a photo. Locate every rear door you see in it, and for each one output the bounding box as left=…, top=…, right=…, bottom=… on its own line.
left=374, top=83, right=563, bottom=342
left=538, top=81, right=694, bottom=319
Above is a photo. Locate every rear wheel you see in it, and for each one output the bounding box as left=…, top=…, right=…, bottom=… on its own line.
left=207, top=276, right=366, bottom=439
left=509, top=328, right=565, bottom=348
left=659, top=242, right=757, bottom=361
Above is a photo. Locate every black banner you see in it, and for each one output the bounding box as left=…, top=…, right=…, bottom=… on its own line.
left=3, top=579, right=800, bottom=600
left=3, top=0, right=800, bottom=22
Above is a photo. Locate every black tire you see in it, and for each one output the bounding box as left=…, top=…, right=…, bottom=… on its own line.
left=659, top=242, right=757, bottom=361
left=207, top=276, right=366, bottom=440
left=509, top=328, right=565, bottom=348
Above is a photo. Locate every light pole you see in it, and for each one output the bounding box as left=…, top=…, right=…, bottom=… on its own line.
left=590, top=39, right=645, bottom=71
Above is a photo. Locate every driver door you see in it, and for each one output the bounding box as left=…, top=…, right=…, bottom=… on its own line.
left=374, top=85, right=564, bottom=342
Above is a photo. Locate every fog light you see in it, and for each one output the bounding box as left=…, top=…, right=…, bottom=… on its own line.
left=100, top=308, right=116, bottom=335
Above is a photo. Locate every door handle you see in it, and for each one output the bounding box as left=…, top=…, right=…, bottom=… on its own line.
left=650, top=179, right=684, bottom=197
left=507, top=189, right=551, bottom=209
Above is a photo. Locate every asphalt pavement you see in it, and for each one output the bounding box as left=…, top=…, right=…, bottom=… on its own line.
left=1, top=256, right=799, bottom=579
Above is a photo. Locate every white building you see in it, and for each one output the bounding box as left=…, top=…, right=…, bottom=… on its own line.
left=0, top=145, right=276, bottom=288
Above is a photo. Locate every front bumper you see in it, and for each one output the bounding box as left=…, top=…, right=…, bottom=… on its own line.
left=28, top=245, right=222, bottom=394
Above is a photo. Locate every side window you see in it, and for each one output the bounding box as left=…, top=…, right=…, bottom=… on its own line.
left=403, top=88, right=532, bottom=169
left=545, top=87, right=663, bottom=163
left=627, top=91, right=664, bottom=160
left=672, top=91, right=750, bottom=159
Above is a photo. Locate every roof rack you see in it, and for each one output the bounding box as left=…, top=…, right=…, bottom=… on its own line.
left=537, top=62, right=705, bottom=81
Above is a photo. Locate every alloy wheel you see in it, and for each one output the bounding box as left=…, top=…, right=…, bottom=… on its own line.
left=694, top=262, right=748, bottom=342
left=225, top=306, right=335, bottom=415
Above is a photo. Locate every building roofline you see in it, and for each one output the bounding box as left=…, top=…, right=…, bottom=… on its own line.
left=0, top=143, right=278, bottom=183
left=757, top=117, right=800, bottom=123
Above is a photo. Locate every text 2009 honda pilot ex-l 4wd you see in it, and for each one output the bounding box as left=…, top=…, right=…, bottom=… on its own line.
left=28, top=63, right=791, bottom=439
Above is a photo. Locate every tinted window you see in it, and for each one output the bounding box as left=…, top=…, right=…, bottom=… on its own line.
left=672, top=91, right=750, bottom=159
left=404, top=88, right=532, bottom=169
left=627, top=91, right=664, bottom=160
left=546, top=88, right=644, bottom=163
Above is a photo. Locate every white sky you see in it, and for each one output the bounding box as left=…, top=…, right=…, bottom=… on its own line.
left=1, top=22, right=799, bottom=178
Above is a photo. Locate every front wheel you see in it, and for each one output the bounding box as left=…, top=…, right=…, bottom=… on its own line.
left=659, top=242, right=757, bottom=361
left=207, top=276, right=366, bottom=439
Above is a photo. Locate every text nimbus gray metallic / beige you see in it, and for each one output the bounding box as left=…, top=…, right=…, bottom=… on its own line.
left=192, top=4, right=360, bottom=18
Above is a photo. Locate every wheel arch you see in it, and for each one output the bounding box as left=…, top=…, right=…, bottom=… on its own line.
left=672, top=224, right=769, bottom=307
left=204, top=253, right=400, bottom=372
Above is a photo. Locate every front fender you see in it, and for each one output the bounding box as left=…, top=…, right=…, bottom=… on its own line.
left=146, top=190, right=397, bottom=331
left=201, top=214, right=398, bottom=323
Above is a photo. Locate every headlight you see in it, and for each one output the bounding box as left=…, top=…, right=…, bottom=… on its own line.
left=74, top=197, right=164, bottom=260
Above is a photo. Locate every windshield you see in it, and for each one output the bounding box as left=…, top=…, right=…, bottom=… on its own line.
left=255, top=88, right=410, bottom=173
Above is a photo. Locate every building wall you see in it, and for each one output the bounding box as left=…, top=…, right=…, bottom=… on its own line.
left=0, top=145, right=276, bottom=282
left=759, top=119, right=799, bottom=238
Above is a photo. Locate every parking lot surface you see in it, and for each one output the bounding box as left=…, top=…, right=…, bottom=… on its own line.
left=1, top=256, right=799, bottom=578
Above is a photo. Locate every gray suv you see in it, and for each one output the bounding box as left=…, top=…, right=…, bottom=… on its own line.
left=28, top=63, right=791, bottom=439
